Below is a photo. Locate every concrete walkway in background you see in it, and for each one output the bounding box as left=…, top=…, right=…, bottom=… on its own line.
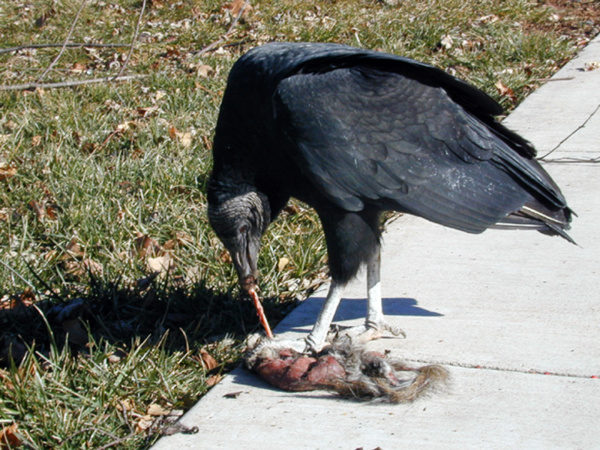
left=154, top=36, right=600, bottom=449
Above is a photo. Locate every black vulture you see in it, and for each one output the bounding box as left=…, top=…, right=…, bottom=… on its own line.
left=207, top=42, right=573, bottom=353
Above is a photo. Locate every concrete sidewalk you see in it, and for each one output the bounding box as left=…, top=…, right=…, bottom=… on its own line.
left=155, top=36, right=600, bottom=449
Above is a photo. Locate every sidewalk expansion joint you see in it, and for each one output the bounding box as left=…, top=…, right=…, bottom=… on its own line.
left=407, top=358, right=599, bottom=379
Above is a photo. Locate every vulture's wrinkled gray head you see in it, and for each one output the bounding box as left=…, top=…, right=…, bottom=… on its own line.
left=208, top=190, right=271, bottom=291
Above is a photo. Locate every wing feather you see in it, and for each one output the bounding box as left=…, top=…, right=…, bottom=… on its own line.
left=273, top=64, right=564, bottom=233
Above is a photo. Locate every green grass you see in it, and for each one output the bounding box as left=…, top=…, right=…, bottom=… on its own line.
left=0, top=0, right=598, bottom=447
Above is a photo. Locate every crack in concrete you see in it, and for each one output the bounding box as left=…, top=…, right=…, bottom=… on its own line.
left=408, top=358, right=598, bottom=379
left=538, top=102, right=600, bottom=161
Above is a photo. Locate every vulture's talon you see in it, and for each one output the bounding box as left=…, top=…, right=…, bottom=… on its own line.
left=330, top=322, right=406, bottom=344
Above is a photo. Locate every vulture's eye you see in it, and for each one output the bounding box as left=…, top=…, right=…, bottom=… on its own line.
left=239, top=224, right=249, bottom=234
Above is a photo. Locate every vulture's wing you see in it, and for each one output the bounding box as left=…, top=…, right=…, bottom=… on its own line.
left=273, top=58, right=569, bottom=234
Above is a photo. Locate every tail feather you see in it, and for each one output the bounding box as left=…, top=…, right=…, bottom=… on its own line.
left=493, top=201, right=575, bottom=244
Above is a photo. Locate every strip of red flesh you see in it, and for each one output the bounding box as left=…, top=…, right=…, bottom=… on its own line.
left=248, top=288, right=274, bottom=338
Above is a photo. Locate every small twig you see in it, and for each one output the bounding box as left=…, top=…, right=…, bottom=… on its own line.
left=0, top=43, right=130, bottom=55
left=37, top=0, right=89, bottom=82
left=114, top=0, right=147, bottom=79
left=193, top=0, right=250, bottom=57
left=0, top=74, right=149, bottom=91
left=533, top=77, right=575, bottom=82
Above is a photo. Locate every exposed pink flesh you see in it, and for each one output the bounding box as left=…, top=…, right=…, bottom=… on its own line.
left=248, top=287, right=273, bottom=338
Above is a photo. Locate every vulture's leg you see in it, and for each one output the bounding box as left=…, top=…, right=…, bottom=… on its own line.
left=304, top=281, right=346, bottom=352
left=364, top=250, right=405, bottom=339
left=333, top=250, right=405, bottom=343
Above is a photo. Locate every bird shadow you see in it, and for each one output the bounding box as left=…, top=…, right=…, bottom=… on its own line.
left=276, top=297, right=443, bottom=333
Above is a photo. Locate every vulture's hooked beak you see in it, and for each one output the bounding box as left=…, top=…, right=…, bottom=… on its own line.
left=239, top=274, right=257, bottom=292
left=231, top=245, right=260, bottom=293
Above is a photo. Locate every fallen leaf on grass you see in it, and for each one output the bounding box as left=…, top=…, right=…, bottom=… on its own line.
left=31, top=135, right=42, bottom=147
left=439, top=34, right=453, bottom=50
left=134, top=233, right=162, bottom=258
left=135, top=415, right=155, bottom=434
left=168, top=126, right=193, bottom=148
left=223, top=0, right=253, bottom=18
left=0, top=423, right=22, bottom=449
left=70, top=62, right=87, bottom=74
left=199, top=348, right=219, bottom=371
left=136, top=105, right=160, bottom=117
left=278, top=257, right=290, bottom=272
left=147, top=253, right=173, bottom=274
left=64, top=258, right=104, bottom=279
left=62, top=237, right=85, bottom=260
left=206, top=374, right=223, bottom=387
left=495, top=80, right=517, bottom=102
left=116, top=398, right=136, bottom=412
left=0, top=166, right=17, bottom=181
left=28, top=200, right=58, bottom=221
left=147, top=403, right=171, bottom=416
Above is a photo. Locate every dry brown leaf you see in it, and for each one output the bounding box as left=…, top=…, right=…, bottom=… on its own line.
left=44, top=204, right=58, bottom=220
left=29, top=200, right=46, bottom=221
left=116, top=120, right=136, bottom=132
left=224, top=0, right=253, bottom=18
left=80, top=142, right=98, bottom=154
left=31, top=135, right=42, bottom=147
left=147, top=403, right=171, bottom=416
left=64, top=258, right=104, bottom=279
left=0, top=423, right=22, bottom=449
left=199, top=348, right=219, bottom=371
left=494, top=80, right=516, bottom=102
left=134, top=233, right=162, bottom=258
left=439, top=35, right=453, bottom=49
left=206, top=374, right=223, bottom=387
left=135, top=415, right=154, bottom=434
left=277, top=257, right=290, bottom=272
left=162, top=239, right=177, bottom=251
left=218, top=249, right=232, bottom=264
left=116, top=398, right=135, bottom=412
left=195, top=64, right=213, bottom=78
left=147, top=254, right=173, bottom=274
left=19, top=288, right=36, bottom=307
left=136, top=105, right=159, bottom=117
left=2, top=120, right=17, bottom=132
left=70, top=62, right=87, bottom=74
left=64, top=237, right=85, bottom=260
left=169, top=126, right=193, bottom=148
left=0, top=167, right=17, bottom=181
left=149, top=0, right=164, bottom=8
left=177, top=132, right=192, bottom=148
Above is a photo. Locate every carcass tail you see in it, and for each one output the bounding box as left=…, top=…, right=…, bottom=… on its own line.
left=493, top=200, right=575, bottom=244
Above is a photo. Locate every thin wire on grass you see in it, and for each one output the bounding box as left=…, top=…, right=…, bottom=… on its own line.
left=0, top=74, right=149, bottom=91
left=37, top=0, right=89, bottom=83
left=0, top=43, right=130, bottom=55
left=113, top=0, right=147, bottom=80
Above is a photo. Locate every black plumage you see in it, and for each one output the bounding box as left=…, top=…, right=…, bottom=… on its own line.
left=207, top=42, right=573, bottom=352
